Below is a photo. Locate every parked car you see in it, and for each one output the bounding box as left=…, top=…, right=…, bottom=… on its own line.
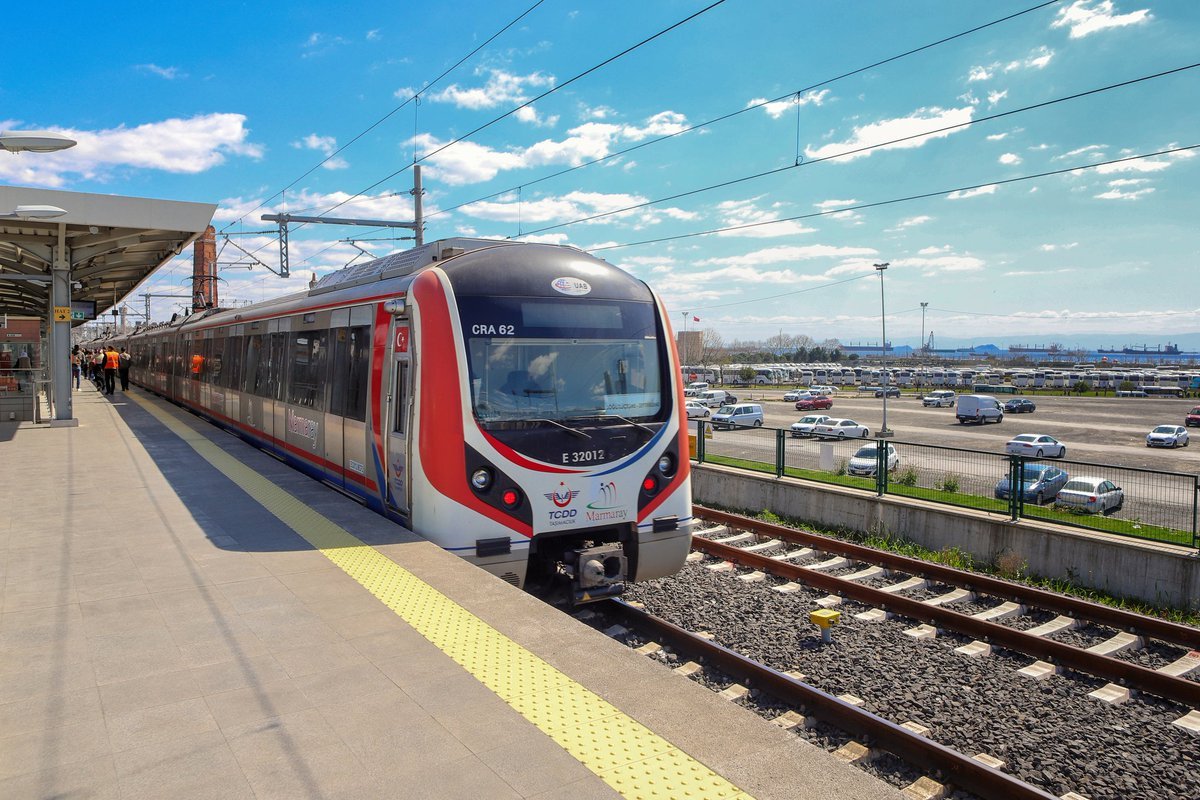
left=684, top=400, right=710, bottom=419
left=1005, top=434, right=1066, bottom=458
left=875, top=386, right=901, bottom=398
left=783, top=389, right=812, bottom=402
left=847, top=442, right=899, bottom=476
left=956, top=394, right=1004, bottom=424
left=812, top=418, right=870, bottom=439
left=795, top=395, right=833, bottom=411
left=684, top=381, right=710, bottom=397
left=1186, top=407, right=1200, bottom=427
left=790, top=414, right=831, bottom=438
left=994, top=463, right=1070, bottom=505
left=698, top=389, right=737, bottom=408
left=1003, top=398, right=1037, bottom=414
left=811, top=385, right=839, bottom=395
left=711, top=403, right=764, bottom=429
left=922, top=390, right=956, bottom=407
left=1055, top=476, right=1124, bottom=514
left=1146, top=424, right=1189, bottom=448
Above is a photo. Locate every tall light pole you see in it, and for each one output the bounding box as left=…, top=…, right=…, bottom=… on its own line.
left=920, top=301, right=929, bottom=357
left=874, top=263, right=893, bottom=437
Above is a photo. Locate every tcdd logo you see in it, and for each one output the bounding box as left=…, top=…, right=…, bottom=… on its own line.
left=545, top=482, right=580, bottom=508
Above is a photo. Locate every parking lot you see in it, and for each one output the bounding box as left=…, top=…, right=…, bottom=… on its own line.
left=732, top=391, right=1200, bottom=474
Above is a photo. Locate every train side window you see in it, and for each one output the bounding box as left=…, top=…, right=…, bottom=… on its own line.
left=288, top=330, right=328, bottom=410
left=268, top=332, right=288, bottom=401
left=224, top=334, right=243, bottom=389
left=243, top=335, right=263, bottom=395
left=329, top=328, right=350, bottom=417
left=346, top=325, right=370, bottom=422
left=393, top=362, right=408, bottom=435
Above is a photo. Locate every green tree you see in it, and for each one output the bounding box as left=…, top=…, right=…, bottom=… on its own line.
left=739, top=366, right=757, bottom=383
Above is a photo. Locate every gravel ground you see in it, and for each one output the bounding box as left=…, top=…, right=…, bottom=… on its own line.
left=615, top=562, right=1200, bottom=800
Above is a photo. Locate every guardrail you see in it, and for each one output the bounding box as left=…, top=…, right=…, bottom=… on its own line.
left=693, top=422, right=1200, bottom=549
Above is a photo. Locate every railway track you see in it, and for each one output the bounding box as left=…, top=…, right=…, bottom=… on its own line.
left=589, top=506, right=1200, bottom=799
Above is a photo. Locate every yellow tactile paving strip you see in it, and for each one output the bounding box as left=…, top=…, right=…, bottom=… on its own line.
left=129, top=392, right=751, bottom=800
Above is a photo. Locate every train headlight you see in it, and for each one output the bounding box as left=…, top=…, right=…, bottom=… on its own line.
left=501, top=488, right=522, bottom=508
left=470, top=468, right=493, bottom=491
left=657, top=454, right=675, bottom=476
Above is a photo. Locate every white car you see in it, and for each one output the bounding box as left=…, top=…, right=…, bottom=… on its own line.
left=1146, top=425, right=1189, bottom=448
left=811, top=385, right=839, bottom=395
left=790, top=414, right=831, bottom=438
left=1004, top=434, right=1066, bottom=459
left=685, top=400, right=710, bottom=420
left=783, top=389, right=814, bottom=402
left=847, top=443, right=898, bottom=476
left=812, top=418, right=870, bottom=439
left=1055, top=476, right=1124, bottom=514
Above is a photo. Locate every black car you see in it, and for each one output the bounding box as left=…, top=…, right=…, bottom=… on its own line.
left=874, top=386, right=900, bottom=398
left=1003, top=398, right=1036, bottom=413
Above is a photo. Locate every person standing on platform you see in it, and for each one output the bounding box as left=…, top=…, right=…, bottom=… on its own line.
left=92, top=349, right=105, bottom=387
left=118, top=347, right=132, bottom=391
left=103, top=345, right=119, bottom=395
left=71, top=349, right=81, bottom=389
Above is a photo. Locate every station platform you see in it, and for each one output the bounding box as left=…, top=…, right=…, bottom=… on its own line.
left=0, top=383, right=903, bottom=800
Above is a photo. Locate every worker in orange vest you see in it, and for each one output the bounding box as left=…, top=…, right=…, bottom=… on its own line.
left=103, top=345, right=120, bottom=395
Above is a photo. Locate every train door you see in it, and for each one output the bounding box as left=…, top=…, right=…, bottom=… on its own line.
left=341, top=306, right=373, bottom=494
left=385, top=317, right=412, bottom=515
left=324, top=309, right=350, bottom=488
left=266, top=319, right=288, bottom=448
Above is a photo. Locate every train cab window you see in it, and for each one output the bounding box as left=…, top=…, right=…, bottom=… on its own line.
left=288, top=330, right=328, bottom=410
left=393, top=362, right=409, bottom=435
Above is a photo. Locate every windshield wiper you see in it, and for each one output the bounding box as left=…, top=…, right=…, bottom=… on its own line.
left=527, top=418, right=591, bottom=439
left=595, top=413, right=655, bottom=435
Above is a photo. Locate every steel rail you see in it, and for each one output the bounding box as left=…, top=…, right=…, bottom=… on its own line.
left=689, top=525, right=1200, bottom=707
left=697, top=505, right=1200, bottom=650
left=607, top=599, right=1060, bottom=800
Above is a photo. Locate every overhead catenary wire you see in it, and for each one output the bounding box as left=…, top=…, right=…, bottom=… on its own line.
left=587, top=143, right=1200, bottom=254
left=428, top=0, right=1065, bottom=220
left=513, top=63, right=1200, bottom=239
left=218, top=0, right=548, bottom=234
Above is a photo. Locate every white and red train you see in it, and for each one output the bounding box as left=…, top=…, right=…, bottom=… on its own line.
left=110, top=239, right=693, bottom=600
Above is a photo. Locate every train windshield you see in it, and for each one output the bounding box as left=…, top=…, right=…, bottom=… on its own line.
left=461, top=298, right=664, bottom=424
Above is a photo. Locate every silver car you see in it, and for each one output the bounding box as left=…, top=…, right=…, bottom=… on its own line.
left=1146, top=425, right=1189, bottom=448
left=1055, top=476, right=1124, bottom=514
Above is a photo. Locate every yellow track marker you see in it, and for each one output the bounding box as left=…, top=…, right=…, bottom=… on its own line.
left=129, top=392, right=751, bottom=800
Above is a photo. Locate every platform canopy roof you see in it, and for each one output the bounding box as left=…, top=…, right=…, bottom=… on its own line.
left=0, top=185, right=216, bottom=319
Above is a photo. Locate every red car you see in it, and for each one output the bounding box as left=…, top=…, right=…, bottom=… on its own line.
left=1187, top=407, right=1200, bottom=427
left=795, top=395, right=833, bottom=411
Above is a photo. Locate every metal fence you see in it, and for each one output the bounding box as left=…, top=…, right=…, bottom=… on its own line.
left=694, top=422, right=1199, bottom=549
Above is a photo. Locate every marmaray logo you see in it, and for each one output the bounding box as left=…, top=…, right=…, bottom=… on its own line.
left=587, top=481, right=619, bottom=510
left=544, top=482, right=581, bottom=508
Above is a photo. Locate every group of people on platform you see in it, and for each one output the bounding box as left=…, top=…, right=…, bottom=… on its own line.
left=72, top=345, right=130, bottom=396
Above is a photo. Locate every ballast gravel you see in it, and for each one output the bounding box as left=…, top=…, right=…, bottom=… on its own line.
left=618, top=561, right=1200, bottom=800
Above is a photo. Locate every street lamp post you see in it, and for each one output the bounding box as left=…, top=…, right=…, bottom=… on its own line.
left=874, top=262, right=893, bottom=437
left=920, top=301, right=929, bottom=357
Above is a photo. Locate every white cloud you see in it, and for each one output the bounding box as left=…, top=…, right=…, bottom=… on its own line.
left=137, top=64, right=184, bottom=80
left=1094, top=187, right=1155, bottom=200
left=987, top=90, right=1008, bottom=107
left=918, top=245, right=952, bottom=255
left=804, top=106, right=974, bottom=162
left=986, top=132, right=1008, bottom=141
left=366, top=29, right=381, bottom=41
left=946, top=185, right=998, bottom=200
left=0, top=114, right=263, bottom=187
left=1004, top=268, right=1077, bottom=277
left=968, top=66, right=993, bottom=82
left=1004, top=46, right=1055, bottom=71
left=421, top=68, right=555, bottom=112
left=212, top=189, right=414, bottom=224
left=713, top=198, right=817, bottom=238
left=457, top=190, right=695, bottom=232
left=1052, top=0, right=1151, bottom=38
left=748, top=89, right=831, bottom=119
left=897, top=254, right=985, bottom=274
left=695, top=244, right=878, bottom=268
left=410, top=112, right=690, bottom=185
left=1107, top=178, right=1148, bottom=186
left=293, top=133, right=348, bottom=169
left=814, top=199, right=857, bottom=211
left=1039, top=242, right=1079, bottom=251
left=886, top=215, right=933, bottom=232
left=998, top=152, right=1022, bottom=165
left=1090, top=148, right=1195, bottom=175
left=302, top=32, right=350, bottom=58
left=1055, top=143, right=1107, bottom=160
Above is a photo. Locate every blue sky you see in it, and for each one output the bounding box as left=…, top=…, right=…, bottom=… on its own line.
left=2, top=0, right=1196, bottom=347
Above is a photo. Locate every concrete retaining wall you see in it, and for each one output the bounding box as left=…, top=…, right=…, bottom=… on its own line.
left=693, top=464, right=1200, bottom=610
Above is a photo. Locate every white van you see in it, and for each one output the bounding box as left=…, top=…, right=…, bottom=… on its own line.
left=684, top=381, right=710, bottom=397
left=956, top=394, right=1004, bottom=424
left=923, top=390, right=956, bottom=408
left=711, top=403, right=764, bottom=429
left=699, top=389, right=735, bottom=408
